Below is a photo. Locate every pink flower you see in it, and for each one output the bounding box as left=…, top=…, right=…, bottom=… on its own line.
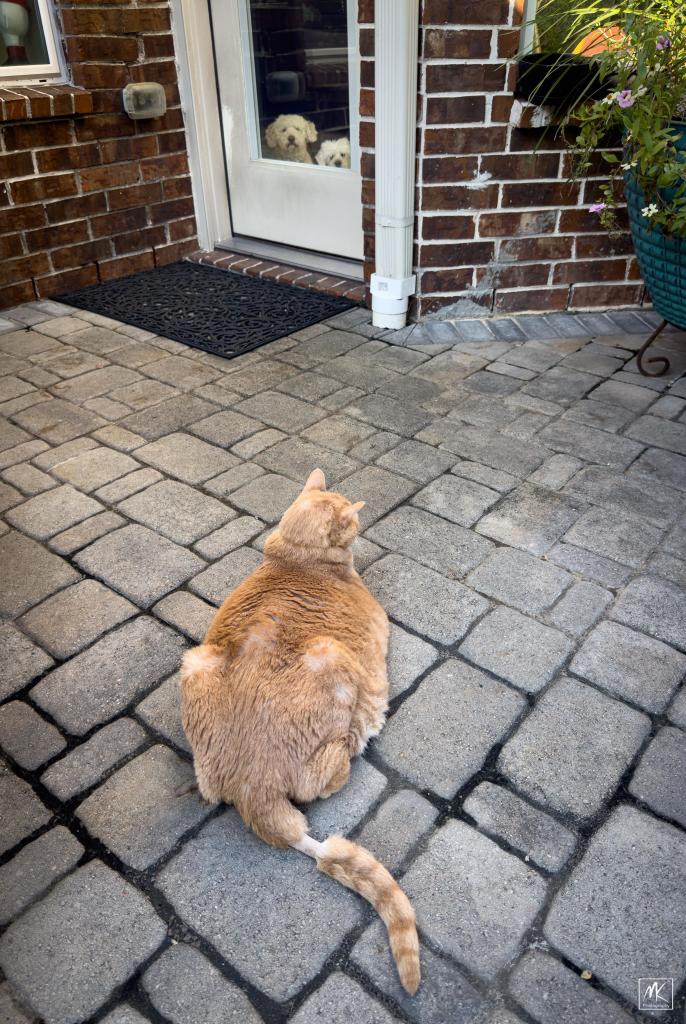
left=657, top=34, right=671, bottom=50
left=589, top=202, right=607, bottom=214
left=616, top=89, right=635, bottom=108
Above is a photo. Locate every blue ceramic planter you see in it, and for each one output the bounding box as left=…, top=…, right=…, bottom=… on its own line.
left=623, top=121, right=686, bottom=330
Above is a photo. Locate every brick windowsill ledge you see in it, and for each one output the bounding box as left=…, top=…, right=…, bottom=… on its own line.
left=188, top=249, right=367, bottom=304
left=0, top=83, right=93, bottom=122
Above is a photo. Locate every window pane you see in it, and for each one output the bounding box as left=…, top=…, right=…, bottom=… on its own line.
left=0, top=0, right=50, bottom=68
left=248, top=0, right=352, bottom=169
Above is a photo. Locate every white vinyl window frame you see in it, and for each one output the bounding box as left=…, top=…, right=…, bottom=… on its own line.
left=0, top=0, right=64, bottom=84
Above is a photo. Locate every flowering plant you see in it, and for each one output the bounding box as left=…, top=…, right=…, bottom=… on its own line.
left=536, top=0, right=686, bottom=236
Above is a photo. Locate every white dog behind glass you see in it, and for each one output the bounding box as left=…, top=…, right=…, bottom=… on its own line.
left=316, top=137, right=351, bottom=169
left=264, top=114, right=317, bottom=164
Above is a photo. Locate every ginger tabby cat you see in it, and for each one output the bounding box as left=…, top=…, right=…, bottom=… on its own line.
left=180, top=468, right=420, bottom=994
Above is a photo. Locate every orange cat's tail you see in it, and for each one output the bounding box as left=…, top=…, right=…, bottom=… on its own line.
left=293, top=833, right=420, bottom=995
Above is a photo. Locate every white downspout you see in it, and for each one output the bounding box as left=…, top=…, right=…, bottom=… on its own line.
left=371, top=0, right=420, bottom=329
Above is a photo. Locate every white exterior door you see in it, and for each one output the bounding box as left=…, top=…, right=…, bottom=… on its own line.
left=210, top=0, right=363, bottom=261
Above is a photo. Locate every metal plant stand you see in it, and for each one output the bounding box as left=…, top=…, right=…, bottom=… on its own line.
left=635, top=319, right=671, bottom=377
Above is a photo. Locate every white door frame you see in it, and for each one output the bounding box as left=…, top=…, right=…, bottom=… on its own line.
left=171, top=0, right=418, bottom=324
left=170, top=0, right=231, bottom=251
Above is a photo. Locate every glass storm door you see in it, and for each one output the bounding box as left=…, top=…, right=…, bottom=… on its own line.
left=210, top=0, right=363, bottom=260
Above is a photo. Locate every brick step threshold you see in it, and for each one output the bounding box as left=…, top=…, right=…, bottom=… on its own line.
left=187, top=249, right=366, bottom=304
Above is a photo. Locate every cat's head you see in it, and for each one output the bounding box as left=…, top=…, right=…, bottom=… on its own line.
left=278, top=468, right=365, bottom=550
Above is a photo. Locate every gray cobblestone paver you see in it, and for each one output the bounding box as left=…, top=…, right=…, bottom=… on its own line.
left=366, top=504, right=494, bottom=577
left=571, top=620, right=685, bottom=711
left=307, top=757, right=387, bottom=839
left=230, top=471, right=301, bottom=521
left=50, top=446, right=139, bottom=493
left=544, top=805, right=686, bottom=1003
left=338, top=464, right=416, bottom=526
left=508, top=950, right=634, bottom=1024
left=0, top=760, right=51, bottom=856
left=49, top=509, right=126, bottom=554
left=539, top=419, right=644, bottom=469
left=255, top=436, right=358, bottom=484
left=142, top=944, right=262, bottom=1024
left=235, top=390, right=325, bottom=431
left=403, top=819, right=547, bottom=979
left=376, top=661, right=525, bottom=797
left=460, top=606, right=573, bottom=692
left=668, top=685, right=686, bottom=727
left=365, top=553, right=489, bottom=643
left=498, top=677, right=650, bottom=820
left=1, top=305, right=684, bottom=1022
left=158, top=812, right=362, bottom=1001
left=357, top=789, right=438, bottom=873
left=411, top=472, right=499, bottom=527
left=291, top=974, right=395, bottom=1024
left=40, top=718, right=146, bottom=801
left=0, top=861, right=166, bottom=1024
left=610, top=573, right=686, bottom=650
left=20, top=579, right=136, bottom=659
left=547, top=580, right=613, bottom=636
left=476, top=484, right=585, bottom=555
left=118, top=394, right=218, bottom=439
left=6, top=484, right=103, bottom=539
left=135, top=432, right=238, bottom=484
left=463, top=783, right=577, bottom=872
left=386, top=621, right=438, bottom=699
left=193, top=514, right=264, bottom=559
left=2, top=460, right=56, bottom=494
left=629, top=726, right=686, bottom=826
left=451, top=458, right=517, bottom=492
left=351, top=921, right=484, bottom=1023
left=0, top=701, right=65, bottom=769
left=75, top=524, right=205, bottom=607
left=135, top=672, right=189, bottom=752
left=630, top=445, right=686, bottom=491
left=0, top=826, right=84, bottom=927
left=31, top=617, right=186, bottom=735
left=189, top=546, right=263, bottom=604
left=563, top=506, right=663, bottom=569
left=11, top=398, right=106, bottom=444
left=119, top=479, right=234, bottom=545
left=547, top=541, right=632, bottom=588
left=0, top=980, right=35, bottom=1024
left=466, top=547, right=572, bottom=615
left=152, top=591, right=214, bottom=642
left=0, top=530, right=80, bottom=617
left=0, top=623, right=53, bottom=700
left=77, top=745, right=212, bottom=869
left=99, top=1006, right=151, bottom=1024
left=375, top=437, right=455, bottom=482
left=564, top=464, right=682, bottom=527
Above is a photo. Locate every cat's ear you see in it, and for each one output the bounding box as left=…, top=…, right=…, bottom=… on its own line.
left=340, top=500, right=365, bottom=523
left=302, top=468, right=326, bottom=493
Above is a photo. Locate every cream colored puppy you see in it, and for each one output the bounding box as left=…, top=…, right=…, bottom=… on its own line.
left=316, top=137, right=351, bottom=168
left=265, top=114, right=317, bottom=163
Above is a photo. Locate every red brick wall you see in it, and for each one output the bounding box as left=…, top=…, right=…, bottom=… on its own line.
left=0, top=0, right=197, bottom=310
left=360, top=0, right=647, bottom=320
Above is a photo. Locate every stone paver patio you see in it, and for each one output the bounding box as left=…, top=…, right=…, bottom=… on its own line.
left=0, top=297, right=685, bottom=1023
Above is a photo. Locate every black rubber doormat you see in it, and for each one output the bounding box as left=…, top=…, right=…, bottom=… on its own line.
left=58, top=261, right=357, bottom=360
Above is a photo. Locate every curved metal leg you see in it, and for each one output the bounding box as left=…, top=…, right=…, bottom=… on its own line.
left=636, top=319, right=670, bottom=377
